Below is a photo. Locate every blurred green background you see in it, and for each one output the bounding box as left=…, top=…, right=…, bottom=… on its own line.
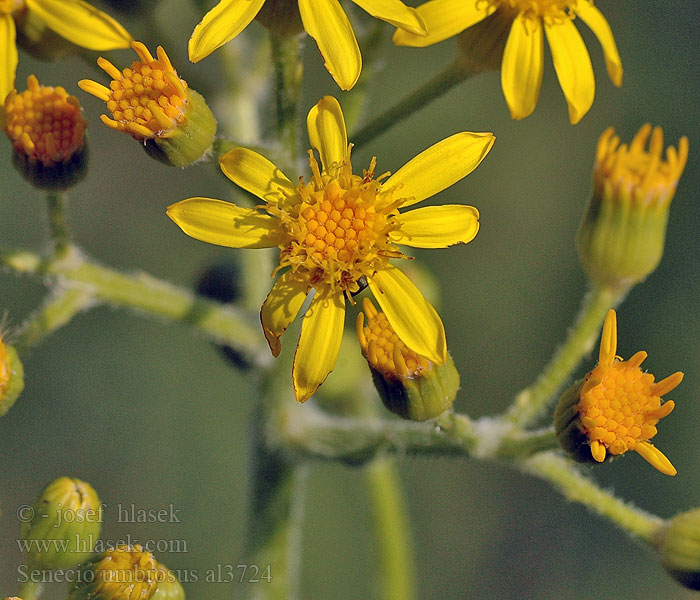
left=1, top=0, right=699, bottom=598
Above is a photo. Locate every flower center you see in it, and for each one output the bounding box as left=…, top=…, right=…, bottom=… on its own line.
left=90, top=545, right=158, bottom=598
left=0, top=0, right=23, bottom=15
left=357, top=299, right=431, bottom=378
left=577, top=358, right=673, bottom=456
left=92, top=42, right=189, bottom=140
left=4, top=75, right=86, bottom=165
left=489, top=0, right=575, bottom=20
left=273, top=149, right=402, bottom=295
left=595, top=125, right=690, bottom=207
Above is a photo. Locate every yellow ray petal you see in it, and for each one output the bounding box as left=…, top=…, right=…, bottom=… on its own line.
left=352, top=0, right=426, bottom=36
left=368, top=265, right=446, bottom=364
left=647, top=400, right=675, bottom=421
left=188, top=0, right=266, bottom=63
left=590, top=440, right=606, bottom=462
left=652, top=372, right=684, bottom=397
left=544, top=18, right=595, bottom=124
left=219, top=148, right=296, bottom=203
left=306, top=95, right=348, bottom=172
left=293, top=290, right=345, bottom=402
left=0, top=14, right=17, bottom=104
left=501, top=13, right=544, bottom=120
left=26, top=0, right=132, bottom=50
left=299, top=0, right=361, bottom=90
left=384, top=132, right=494, bottom=208
left=575, top=1, right=623, bottom=87
left=635, top=441, right=677, bottom=476
left=393, top=0, right=494, bottom=47
left=626, top=350, right=647, bottom=369
left=261, top=271, right=309, bottom=358
left=166, top=198, right=280, bottom=248
left=598, top=309, right=617, bottom=366
left=391, top=205, right=479, bottom=248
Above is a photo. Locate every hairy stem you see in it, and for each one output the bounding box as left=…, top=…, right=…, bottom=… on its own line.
left=506, top=285, right=624, bottom=428
left=351, top=59, right=473, bottom=149
left=1, top=249, right=268, bottom=367
left=523, top=452, right=665, bottom=543
left=14, top=287, right=94, bottom=355
left=271, top=33, right=303, bottom=163
left=45, top=191, right=71, bottom=259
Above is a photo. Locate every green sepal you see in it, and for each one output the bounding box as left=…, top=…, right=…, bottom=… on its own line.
left=658, top=508, right=700, bottom=590
left=144, top=90, right=217, bottom=168
left=371, top=353, right=459, bottom=422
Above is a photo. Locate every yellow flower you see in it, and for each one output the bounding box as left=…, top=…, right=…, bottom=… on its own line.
left=394, top=0, right=622, bottom=124
left=0, top=335, right=9, bottom=398
left=0, top=0, right=132, bottom=103
left=189, top=0, right=427, bottom=90
left=168, top=95, right=493, bottom=401
left=79, top=42, right=217, bottom=167
left=556, top=310, right=683, bottom=476
left=4, top=74, right=86, bottom=164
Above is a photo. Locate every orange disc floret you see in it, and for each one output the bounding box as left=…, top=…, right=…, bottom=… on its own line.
left=564, top=309, right=683, bottom=475
left=357, top=298, right=431, bottom=379
left=79, top=41, right=189, bottom=140
left=4, top=75, right=86, bottom=165
left=273, top=149, right=402, bottom=295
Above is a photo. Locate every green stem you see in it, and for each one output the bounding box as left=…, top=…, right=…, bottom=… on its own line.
left=1, top=249, right=269, bottom=366
left=366, top=458, right=417, bottom=600
left=45, top=191, right=70, bottom=258
left=351, top=58, right=473, bottom=149
left=240, top=330, right=307, bottom=599
left=19, top=578, right=43, bottom=600
left=523, top=452, right=665, bottom=543
left=270, top=33, right=303, bottom=162
left=505, top=285, right=624, bottom=428
left=14, top=287, right=94, bottom=355
left=279, top=407, right=558, bottom=464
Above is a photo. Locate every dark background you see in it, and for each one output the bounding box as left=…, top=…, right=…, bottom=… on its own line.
left=1, top=1, right=698, bottom=598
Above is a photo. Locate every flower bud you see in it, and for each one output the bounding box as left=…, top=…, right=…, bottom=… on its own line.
left=555, top=310, right=682, bottom=475
left=152, top=565, right=186, bottom=600
left=20, top=476, right=102, bottom=569
left=577, top=125, right=689, bottom=289
left=357, top=299, right=459, bottom=421
left=4, top=75, right=88, bottom=190
left=657, top=508, right=700, bottom=590
left=69, top=545, right=159, bottom=600
left=0, top=336, right=24, bottom=417
left=79, top=42, right=216, bottom=167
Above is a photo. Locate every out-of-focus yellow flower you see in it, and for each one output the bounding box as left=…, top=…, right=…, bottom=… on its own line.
left=0, top=333, right=24, bottom=417
left=555, top=310, right=683, bottom=476
left=189, top=0, right=427, bottom=90
left=578, top=124, right=689, bottom=288
left=79, top=42, right=216, bottom=167
left=0, top=0, right=132, bottom=102
left=4, top=75, right=86, bottom=164
left=394, top=0, right=622, bottom=124
left=168, top=95, right=493, bottom=402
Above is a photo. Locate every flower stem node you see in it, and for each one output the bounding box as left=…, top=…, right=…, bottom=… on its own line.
left=358, top=299, right=459, bottom=421
left=20, top=477, right=102, bottom=569
left=554, top=310, right=682, bottom=476
left=657, top=508, right=700, bottom=591
left=578, top=125, right=689, bottom=289
left=4, top=75, right=88, bottom=190
left=79, top=42, right=217, bottom=167
left=69, top=545, right=160, bottom=600
left=0, top=337, right=24, bottom=417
